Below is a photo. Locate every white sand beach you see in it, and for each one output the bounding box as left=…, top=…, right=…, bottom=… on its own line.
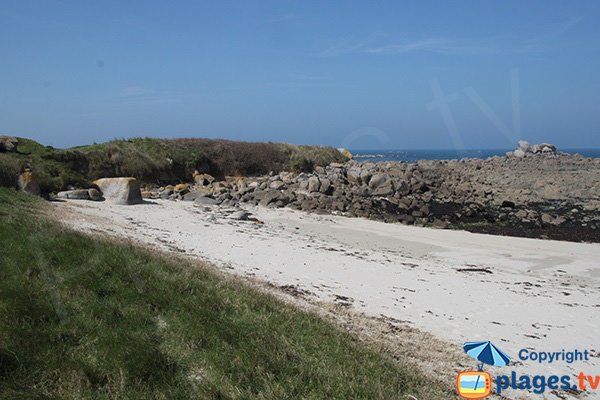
left=56, top=199, right=600, bottom=397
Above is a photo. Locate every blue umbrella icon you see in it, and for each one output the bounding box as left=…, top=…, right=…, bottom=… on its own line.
left=463, top=341, right=510, bottom=395
left=464, top=341, right=511, bottom=370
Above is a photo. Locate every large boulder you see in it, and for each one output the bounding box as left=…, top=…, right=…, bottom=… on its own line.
left=17, top=170, right=40, bottom=196
left=0, top=136, right=18, bottom=153
left=93, top=177, right=143, bottom=205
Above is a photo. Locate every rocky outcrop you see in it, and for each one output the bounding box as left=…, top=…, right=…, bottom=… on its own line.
left=0, top=136, right=18, bottom=153
left=509, top=140, right=557, bottom=158
left=93, top=177, right=143, bottom=205
left=18, top=170, right=40, bottom=196
left=138, top=144, right=600, bottom=241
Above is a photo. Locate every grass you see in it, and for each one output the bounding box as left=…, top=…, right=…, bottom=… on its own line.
left=2, top=137, right=347, bottom=194
left=0, top=188, right=451, bottom=399
left=0, top=154, right=21, bottom=188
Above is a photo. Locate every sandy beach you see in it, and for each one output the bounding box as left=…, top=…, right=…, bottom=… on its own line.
left=56, top=198, right=600, bottom=397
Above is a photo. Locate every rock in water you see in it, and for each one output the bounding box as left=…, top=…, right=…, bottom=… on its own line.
left=93, top=177, right=143, bottom=205
left=18, top=170, right=40, bottom=196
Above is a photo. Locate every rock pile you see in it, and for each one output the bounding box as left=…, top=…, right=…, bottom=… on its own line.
left=508, top=140, right=557, bottom=158
left=140, top=151, right=600, bottom=239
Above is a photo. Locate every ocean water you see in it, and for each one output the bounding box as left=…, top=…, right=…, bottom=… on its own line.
left=350, top=149, right=600, bottom=163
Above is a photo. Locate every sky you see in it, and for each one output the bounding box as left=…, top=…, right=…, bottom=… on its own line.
left=1, top=1, right=599, bottom=150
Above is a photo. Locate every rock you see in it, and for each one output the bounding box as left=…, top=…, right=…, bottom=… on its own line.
left=159, top=189, right=173, bottom=199
left=369, top=174, right=394, bottom=196
left=540, top=143, right=556, bottom=154
left=514, top=209, right=528, bottom=220
left=182, top=191, right=204, bottom=202
left=359, top=170, right=372, bottom=185
left=346, top=167, right=362, bottom=184
left=0, top=136, right=18, bottom=152
left=269, top=180, right=286, bottom=190
left=501, top=200, right=516, bottom=209
left=298, top=180, right=309, bottom=191
left=193, top=172, right=214, bottom=186
left=517, top=140, right=530, bottom=152
left=93, top=177, right=143, bottom=205
left=552, top=216, right=567, bottom=225
left=513, top=149, right=525, bottom=158
left=319, top=178, right=332, bottom=194
left=512, top=140, right=557, bottom=157
left=368, top=174, right=388, bottom=190
left=17, top=170, right=40, bottom=196
left=57, top=189, right=90, bottom=200
left=194, top=196, right=218, bottom=206
left=257, top=191, right=286, bottom=206
left=307, top=176, right=321, bottom=193
left=174, top=183, right=190, bottom=193
left=230, top=210, right=251, bottom=221
left=432, top=219, right=449, bottom=229
left=88, top=188, right=103, bottom=201
left=541, top=213, right=554, bottom=224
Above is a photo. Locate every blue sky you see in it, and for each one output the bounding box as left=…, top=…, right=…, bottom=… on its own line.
left=1, top=1, right=599, bottom=149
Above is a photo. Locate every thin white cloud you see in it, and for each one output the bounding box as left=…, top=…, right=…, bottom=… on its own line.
left=318, top=16, right=584, bottom=57
left=365, top=37, right=503, bottom=55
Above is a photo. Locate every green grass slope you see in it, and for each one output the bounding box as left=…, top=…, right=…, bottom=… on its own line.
left=0, top=137, right=347, bottom=194
left=0, top=188, right=451, bottom=399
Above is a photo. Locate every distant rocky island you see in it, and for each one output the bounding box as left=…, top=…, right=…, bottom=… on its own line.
left=2, top=136, right=599, bottom=242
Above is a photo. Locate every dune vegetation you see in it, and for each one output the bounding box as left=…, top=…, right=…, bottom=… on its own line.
left=0, top=137, right=347, bottom=194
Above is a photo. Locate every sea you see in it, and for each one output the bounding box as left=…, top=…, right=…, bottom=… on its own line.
left=349, top=149, right=600, bottom=163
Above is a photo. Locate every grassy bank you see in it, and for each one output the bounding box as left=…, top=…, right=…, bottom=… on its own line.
left=0, top=188, right=451, bottom=399
left=0, top=137, right=347, bottom=194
